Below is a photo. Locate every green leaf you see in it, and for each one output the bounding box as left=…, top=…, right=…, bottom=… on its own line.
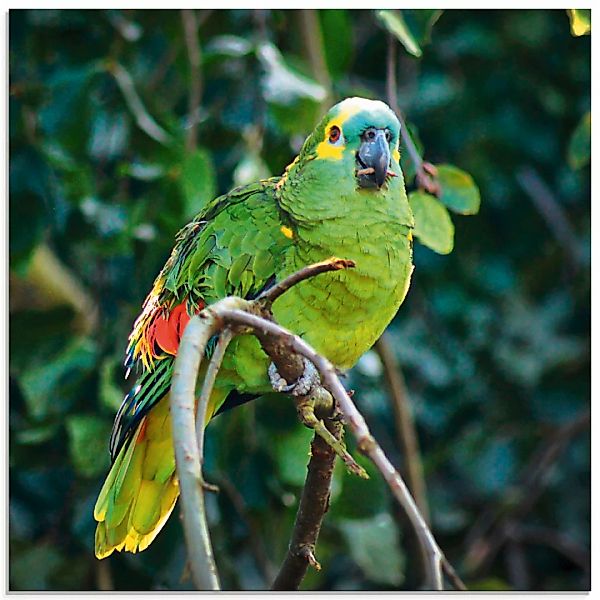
left=377, top=10, right=422, bottom=57
left=257, top=42, right=326, bottom=105
left=99, top=358, right=124, bottom=412
left=339, top=514, right=404, bottom=586
left=567, top=111, right=591, bottom=169
left=180, top=147, right=217, bottom=220
left=409, top=191, right=455, bottom=255
left=567, top=9, right=591, bottom=36
left=274, top=426, right=314, bottom=486
left=321, top=10, right=353, bottom=75
left=402, top=10, right=444, bottom=46
left=66, top=414, right=111, bottom=477
left=330, top=454, right=387, bottom=518
left=436, top=164, right=481, bottom=215
left=20, top=337, right=98, bottom=420
left=16, top=423, right=59, bottom=445
left=205, top=35, right=254, bottom=58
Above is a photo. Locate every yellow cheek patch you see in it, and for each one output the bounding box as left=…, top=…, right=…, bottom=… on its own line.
left=280, top=225, right=294, bottom=239
left=315, top=140, right=344, bottom=160
left=314, top=103, right=363, bottom=162
left=392, top=148, right=400, bottom=163
left=407, top=230, right=413, bottom=242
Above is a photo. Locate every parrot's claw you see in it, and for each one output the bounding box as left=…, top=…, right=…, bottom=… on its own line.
left=296, top=397, right=369, bottom=479
left=269, top=360, right=367, bottom=479
left=268, top=359, right=320, bottom=397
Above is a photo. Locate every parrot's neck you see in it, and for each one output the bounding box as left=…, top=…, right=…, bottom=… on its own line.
left=273, top=161, right=414, bottom=369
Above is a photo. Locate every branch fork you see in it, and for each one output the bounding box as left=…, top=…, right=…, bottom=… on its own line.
left=170, top=256, right=463, bottom=591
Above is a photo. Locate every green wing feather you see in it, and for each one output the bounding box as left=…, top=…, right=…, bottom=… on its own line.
left=111, top=178, right=292, bottom=459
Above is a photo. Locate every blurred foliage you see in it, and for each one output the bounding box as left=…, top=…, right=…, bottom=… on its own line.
left=9, top=8, right=589, bottom=591
left=567, top=9, right=591, bottom=37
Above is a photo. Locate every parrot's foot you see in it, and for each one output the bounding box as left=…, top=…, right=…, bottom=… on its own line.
left=268, top=359, right=320, bottom=397
left=269, top=359, right=367, bottom=479
left=296, top=396, right=369, bottom=480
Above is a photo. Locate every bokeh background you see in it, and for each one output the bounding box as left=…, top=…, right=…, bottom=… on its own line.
left=9, top=9, right=590, bottom=591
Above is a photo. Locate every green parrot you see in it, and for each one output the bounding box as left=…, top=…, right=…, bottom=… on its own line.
left=94, top=96, right=415, bottom=558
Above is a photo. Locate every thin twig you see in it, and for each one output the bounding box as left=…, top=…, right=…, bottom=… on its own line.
left=375, top=334, right=442, bottom=588
left=170, top=300, right=247, bottom=589
left=217, top=475, right=277, bottom=583
left=463, top=410, right=590, bottom=575
left=375, top=334, right=429, bottom=522
left=516, top=166, right=583, bottom=272
left=298, top=10, right=333, bottom=111
left=257, top=257, right=355, bottom=307
left=386, top=34, right=440, bottom=196
left=181, top=9, right=203, bottom=152
left=109, top=61, right=172, bottom=145
left=386, top=34, right=421, bottom=169
left=195, top=328, right=233, bottom=491
left=95, top=560, right=114, bottom=591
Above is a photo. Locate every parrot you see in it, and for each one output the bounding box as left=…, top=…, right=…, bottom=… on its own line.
left=93, top=96, right=415, bottom=559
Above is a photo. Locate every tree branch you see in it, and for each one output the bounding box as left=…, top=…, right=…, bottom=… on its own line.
left=215, top=308, right=452, bottom=590
left=463, top=410, right=590, bottom=576
left=375, top=333, right=439, bottom=588
left=271, top=424, right=339, bottom=590
left=108, top=61, right=172, bottom=145
left=171, top=260, right=459, bottom=590
left=194, top=328, right=232, bottom=479
left=298, top=9, right=333, bottom=111
left=386, top=33, right=440, bottom=196
left=170, top=301, right=242, bottom=590
left=375, top=334, right=429, bottom=522
left=181, top=9, right=203, bottom=152
left=516, top=166, right=584, bottom=272
left=257, top=257, right=355, bottom=308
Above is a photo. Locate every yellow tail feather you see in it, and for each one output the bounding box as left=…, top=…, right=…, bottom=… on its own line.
left=94, top=394, right=178, bottom=559
left=94, top=385, right=229, bottom=559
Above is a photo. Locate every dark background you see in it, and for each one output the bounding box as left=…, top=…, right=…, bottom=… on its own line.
left=9, top=9, right=590, bottom=591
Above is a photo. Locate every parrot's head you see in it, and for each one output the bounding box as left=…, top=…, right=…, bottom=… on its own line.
left=293, top=96, right=402, bottom=191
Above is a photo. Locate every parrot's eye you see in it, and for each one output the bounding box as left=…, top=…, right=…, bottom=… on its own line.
left=385, top=130, right=392, bottom=143
left=364, top=127, right=377, bottom=141
left=328, top=126, right=341, bottom=144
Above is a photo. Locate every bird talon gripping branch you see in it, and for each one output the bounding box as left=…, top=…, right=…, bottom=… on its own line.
left=268, top=358, right=320, bottom=397
left=295, top=395, right=368, bottom=480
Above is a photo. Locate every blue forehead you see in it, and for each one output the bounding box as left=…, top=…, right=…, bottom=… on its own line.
left=328, top=97, right=401, bottom=141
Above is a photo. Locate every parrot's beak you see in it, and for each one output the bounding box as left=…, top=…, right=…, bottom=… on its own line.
left=356, top=129, right=391, bottom=189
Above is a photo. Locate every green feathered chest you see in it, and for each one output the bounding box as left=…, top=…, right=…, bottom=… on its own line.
left=273, top=160, right=414, bottom=370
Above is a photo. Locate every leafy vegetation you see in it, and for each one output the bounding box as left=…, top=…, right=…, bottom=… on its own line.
left=9, top=9, right=589, bottom=591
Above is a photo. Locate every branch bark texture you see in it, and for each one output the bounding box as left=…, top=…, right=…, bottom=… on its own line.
left=271, top=423, right=339, bottom=590
left=375, top=334, right=429, bottom=523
